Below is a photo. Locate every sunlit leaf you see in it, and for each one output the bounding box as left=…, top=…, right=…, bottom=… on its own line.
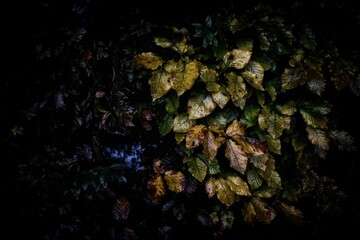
left=306, top=126, right=330, bottom=150
left=212, top=86, right=230, bottom=109
left=203, top=129, right=222, bottom=160
left=159, top=113, right=174, bottom=136
left=226, top=119, right=246, bottom=137
left=188, top=93, right=217, bottom=119
left=185, top=124, right=206, bottom=149
left=148, top=69, right=172, bottom=101
left=171, top=61, right=199, bottom=96
left=225, top=139, right=248, bottom=174
left=215, top=178, right=235, bottom=206
left=134, top=52, right=164, bottom=70
left=223, top=49, right=252, bottom=69
left=205, top=177, right=216, bottom=198
left=242, top=202, right=256, bottom=224
left=241, top=61, right=265, bottom=90
left=279, top=202, right=304, bottom=225
left=251, top=197, right=275, bottom=224
left=300, top=109, right=327, bottom=129
left=253, top=186, right=275, bottom=198
left=281, top=67, right=306, bottom=90
left=173, top=113, right=196, bottom=133
left=154, top=37, right=172, bottom=48
left=165, top=91, right=180, bottom=114
left=280, top=100, right=297, bottom=116
left=164, top=170, right=185, bottom=192
left=148, top=175, right=166, bottom=201
left=247, top=169, right=263, bottom=190
left=185, top=156, right=208, bottom=182
left=206, top=82, right=221, bottom=92
left=112, top=196, right=130, bottom=222
left=200, top=67, right=219, bottom=82
left=226, top=175, right=251, bottom=196
left=226, top=72, right=247, bottom=102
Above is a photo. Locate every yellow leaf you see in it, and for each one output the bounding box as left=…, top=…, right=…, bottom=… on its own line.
left=188, top=93, right=217, bottom=119
left=134, top=52, right=164, bottom=70
left=226, top=119, right=246, bottom=137
left=148, top=70, right=172, bottom=101
left=242, top=202, right=256, bottom=224
left=215, top=178, right=235, bottom=206
left=172, top=61, right=199, bottom=96
left=200, top=67, right=219, bottom=83
left=226, top=175, right=251, bottom=196
left=164, top=170, right=185, bottom=192
left=174, top=132, right=186, bottom=143
left=202, top=129, right=222, bottom=160
left=223, top=49, right=252, bottom=69
left=241, top=61, right=265, bottom=91
left=226, top=72, right=247, bottom=101
left=225, top=139, right=248, bottom=174
left=147, top=174, right=166, bottom=202
left=185, top=125, right=206, bottom=149
left=211, top=86, right=230, bottom=109
left=234, top=136, right=266, bottom=155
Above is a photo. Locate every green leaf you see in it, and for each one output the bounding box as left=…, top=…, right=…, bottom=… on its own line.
left=211, top=86, right=230, bottom=109
left=206, top=82, right=221, bottom=92
left=226, top=175, right=251, bottom=196
left=247, top=169, right=263, bottom=190
left=225, top=139, right=248, bottom=175
left=165, top=91, right=180, bottom=114
left=279, top=202, right=304, bottom=225
left=300, top=109, right=327, bottom=129
left=172, top=61, right=199, bottom=96
left=266, top=78, right=280, bottom=102
left=266, top=171, right=282, bottom=189
left=173, top=113, right=196, bottom=133
left=185, top=124, right=206, bottom=149
left=254, top=54, right=275, bottom=71
left=242, top=202, right=256, bottom=224
left=258, top=32, right=270, bottom=51
left=267, top=112, right=286, bottom=139
left=258, top=106, right=271, bottom=130
left=244, top=104, right=261, bottom=125
left=241, top=61, right=265, bottom=91
left=215, top=178, right=236, bottom=206
left=306, top=126, right=330, bottom=150
left=164, top=170, right=186, bottom=192
left=236, top=37, right=253, bottom=51
left=265, top=135, right=281, bottom=154
left=223, top=49, right=252, bottom=69
left=251, top=197, right=275, bottom=224
left=185, top=156, right=208, bottom=182
left=206, top=111, right=228, bottom=129
left=291, top=132, right=307, bottom=152
left=188, top=93, right=217, bottom=119
left=256, top=90, right=265, bottom=107
left=253, top=186, right=276, bottom=198
left=159, top=113, right=174, bottom=136
left=148, top=69, right=172, bottom=101
left=281, top=67, right=306, bottom=90
left=148, top=175, right=166, bottom=202
left=280, top=100, right=297, bottom=116
left=207, top=158, right=221, bottom=175
left=134, top=52, right=164, bottom=70
left=226, top=72, right=247, bottom=101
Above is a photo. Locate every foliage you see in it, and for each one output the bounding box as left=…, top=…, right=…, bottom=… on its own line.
left=3, top=0, right=360, bottom=239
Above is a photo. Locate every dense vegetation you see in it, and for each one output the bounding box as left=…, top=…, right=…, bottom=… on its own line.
left=2, top=0, right=359, bottom=239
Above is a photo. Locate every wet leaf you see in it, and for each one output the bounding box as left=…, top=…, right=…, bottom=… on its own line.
left=173, top=113, right=196, bottom=133
left=149, top=69, right=172, bottom=101
left=223, top=49, right=252, bottom=69
left=134, top=52, right=164, bottom=70
left=188, top=93, right=217, bottom=119
left=242, top=202, right=256, bottom=224
left=148, top=175, right=166, bottom=202
left=225, top=139, right=248, bottom=174
left=185, top=124, right=206, bottom=149
left=279, top=202, right=304, bottom=225
left=159, top=113, right=174, bottom=136
left=112, top=196, right=130, bottom=222
left=203, top=129, right=222, bottom=160
left=185, top=156, right=208, bottom=182
left=226, top=175, right=251, bottom=196
left=226, top=119, right=246, bottom=137
left=306, top=126, right=329, bottom=150
left=172, top=61, right=199, bottom=96
left=212, top=86, right=230, bottom=109
left=215, top=178, right=236, bottom=206
left=247, top=169, right=263, bottom=190
left=164, top=170, right=185, bottom=192
left=241, top=61, right=265, bottom=91
left=226, top=72, right=247, bottom=101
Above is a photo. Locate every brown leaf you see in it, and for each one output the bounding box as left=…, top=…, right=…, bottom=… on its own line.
left=112, top=196, right=130, bottom=222
left=185, top=125, right=206, bottom=149
left=225, top=139, right=248, bottom=174
left=226, top=119, right=246, bottom=137
left=148, top=175, right=166, bottom=202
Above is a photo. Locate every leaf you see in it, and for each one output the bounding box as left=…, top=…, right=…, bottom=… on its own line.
left=165, top=91, right=180, bottom=114
left=159, top=113, right=174, bottom=136
left=164, top=170, right=185, bottom=192
left=300, top=109, right=327, bottom=129
left=279, top=202, right=304, bottom=225
left=234, top=137, right=266, bottom=155
left=236, top=37, right=253, bottom=51
left=267, top=112, right=286, bottom=139
left=251, top=197, right=275, bottom=224
left=242, top=202, right=256, bottom=224
left=300, top=25, right=316, bottom=50
left=258, top=107, right=271, bottom=130
left=206, top=111, right=228, bottom=129
left=253, top=186, right=276, bottom=198
left=211, top=86, right=230, bottom=109
left=153, top=159, right=165, bottom=174
left=256, top=90, right=265, bottom=107
left=172, top=61, right=199, bottom=96
left=249, top=154, right=269, bottom=172
left=306, top=126, right=330, bottom=150
left=185, top=124, right=206, bottom=149
left=219, top=210, right=235, bottom=230
left=205, top=177, right=216, bottom=198
left=280, top=100, right=297, bottom=116
left=154, top=37, right=172, bottom=48
left=149, top=69, right=172, bottom=101
left=281, top=67, right=306, bottom=90
left=226, top=119, right=246, bottom=137
left=226, top=72, right=247, bottom=101
left=247, top=168, right=263, bottom=190
left=134, top=52, right=164, bottom=70
left=226, top=175, right=251, bottom=196
left=223, top=49, right=252, bottom=69
left=185, top=156, right=208, bottom=182
left=200, top=67, right=219, bottom=83
left=241, top=61, right=265, bottom=91
left=148, top=175, right=166, bottom=202
left=112, top=196, right=130, bottom=222
left=173, top=113, right=196, bottom=133
left=202, top=129, right=222, bottom=160
left=329, top=130, right=356, bottom=151
left=291, top=133, right=307, bottom=152
left=215, top=178, right=236, bottom=206
left=266, top=171, right=282, bottom=189
left=225, top=139, right=248, bottom=174
left=206, top=82, right=221, bottom=92
left=244, top=104, right=261, bottom=126
left=264, top=134, right=281, bottom=154
left=266, top=77, right=280, bottom=102
left=175, top=132, right=186, bottom=143
left=188, top=93, right=217, bottom=119
left=207, top=158, right=221, bottom=175
left=184, top=172, right=199, bottom=196
left=306, top=69, right=326, bottom=96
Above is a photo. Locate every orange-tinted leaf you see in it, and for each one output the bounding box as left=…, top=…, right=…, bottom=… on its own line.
left=234, top=136, right=266, bottom=155
left=112, top=196, right=130, bottom=222
left=225, top=139, right=248, bottom=174
left=226, top=119, right=246, bottom=137
left=164, top=170, right=185, bottom=192
left=185, top=124, right=206, bottom=149
left=148, top=175, right=166, bottom=202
